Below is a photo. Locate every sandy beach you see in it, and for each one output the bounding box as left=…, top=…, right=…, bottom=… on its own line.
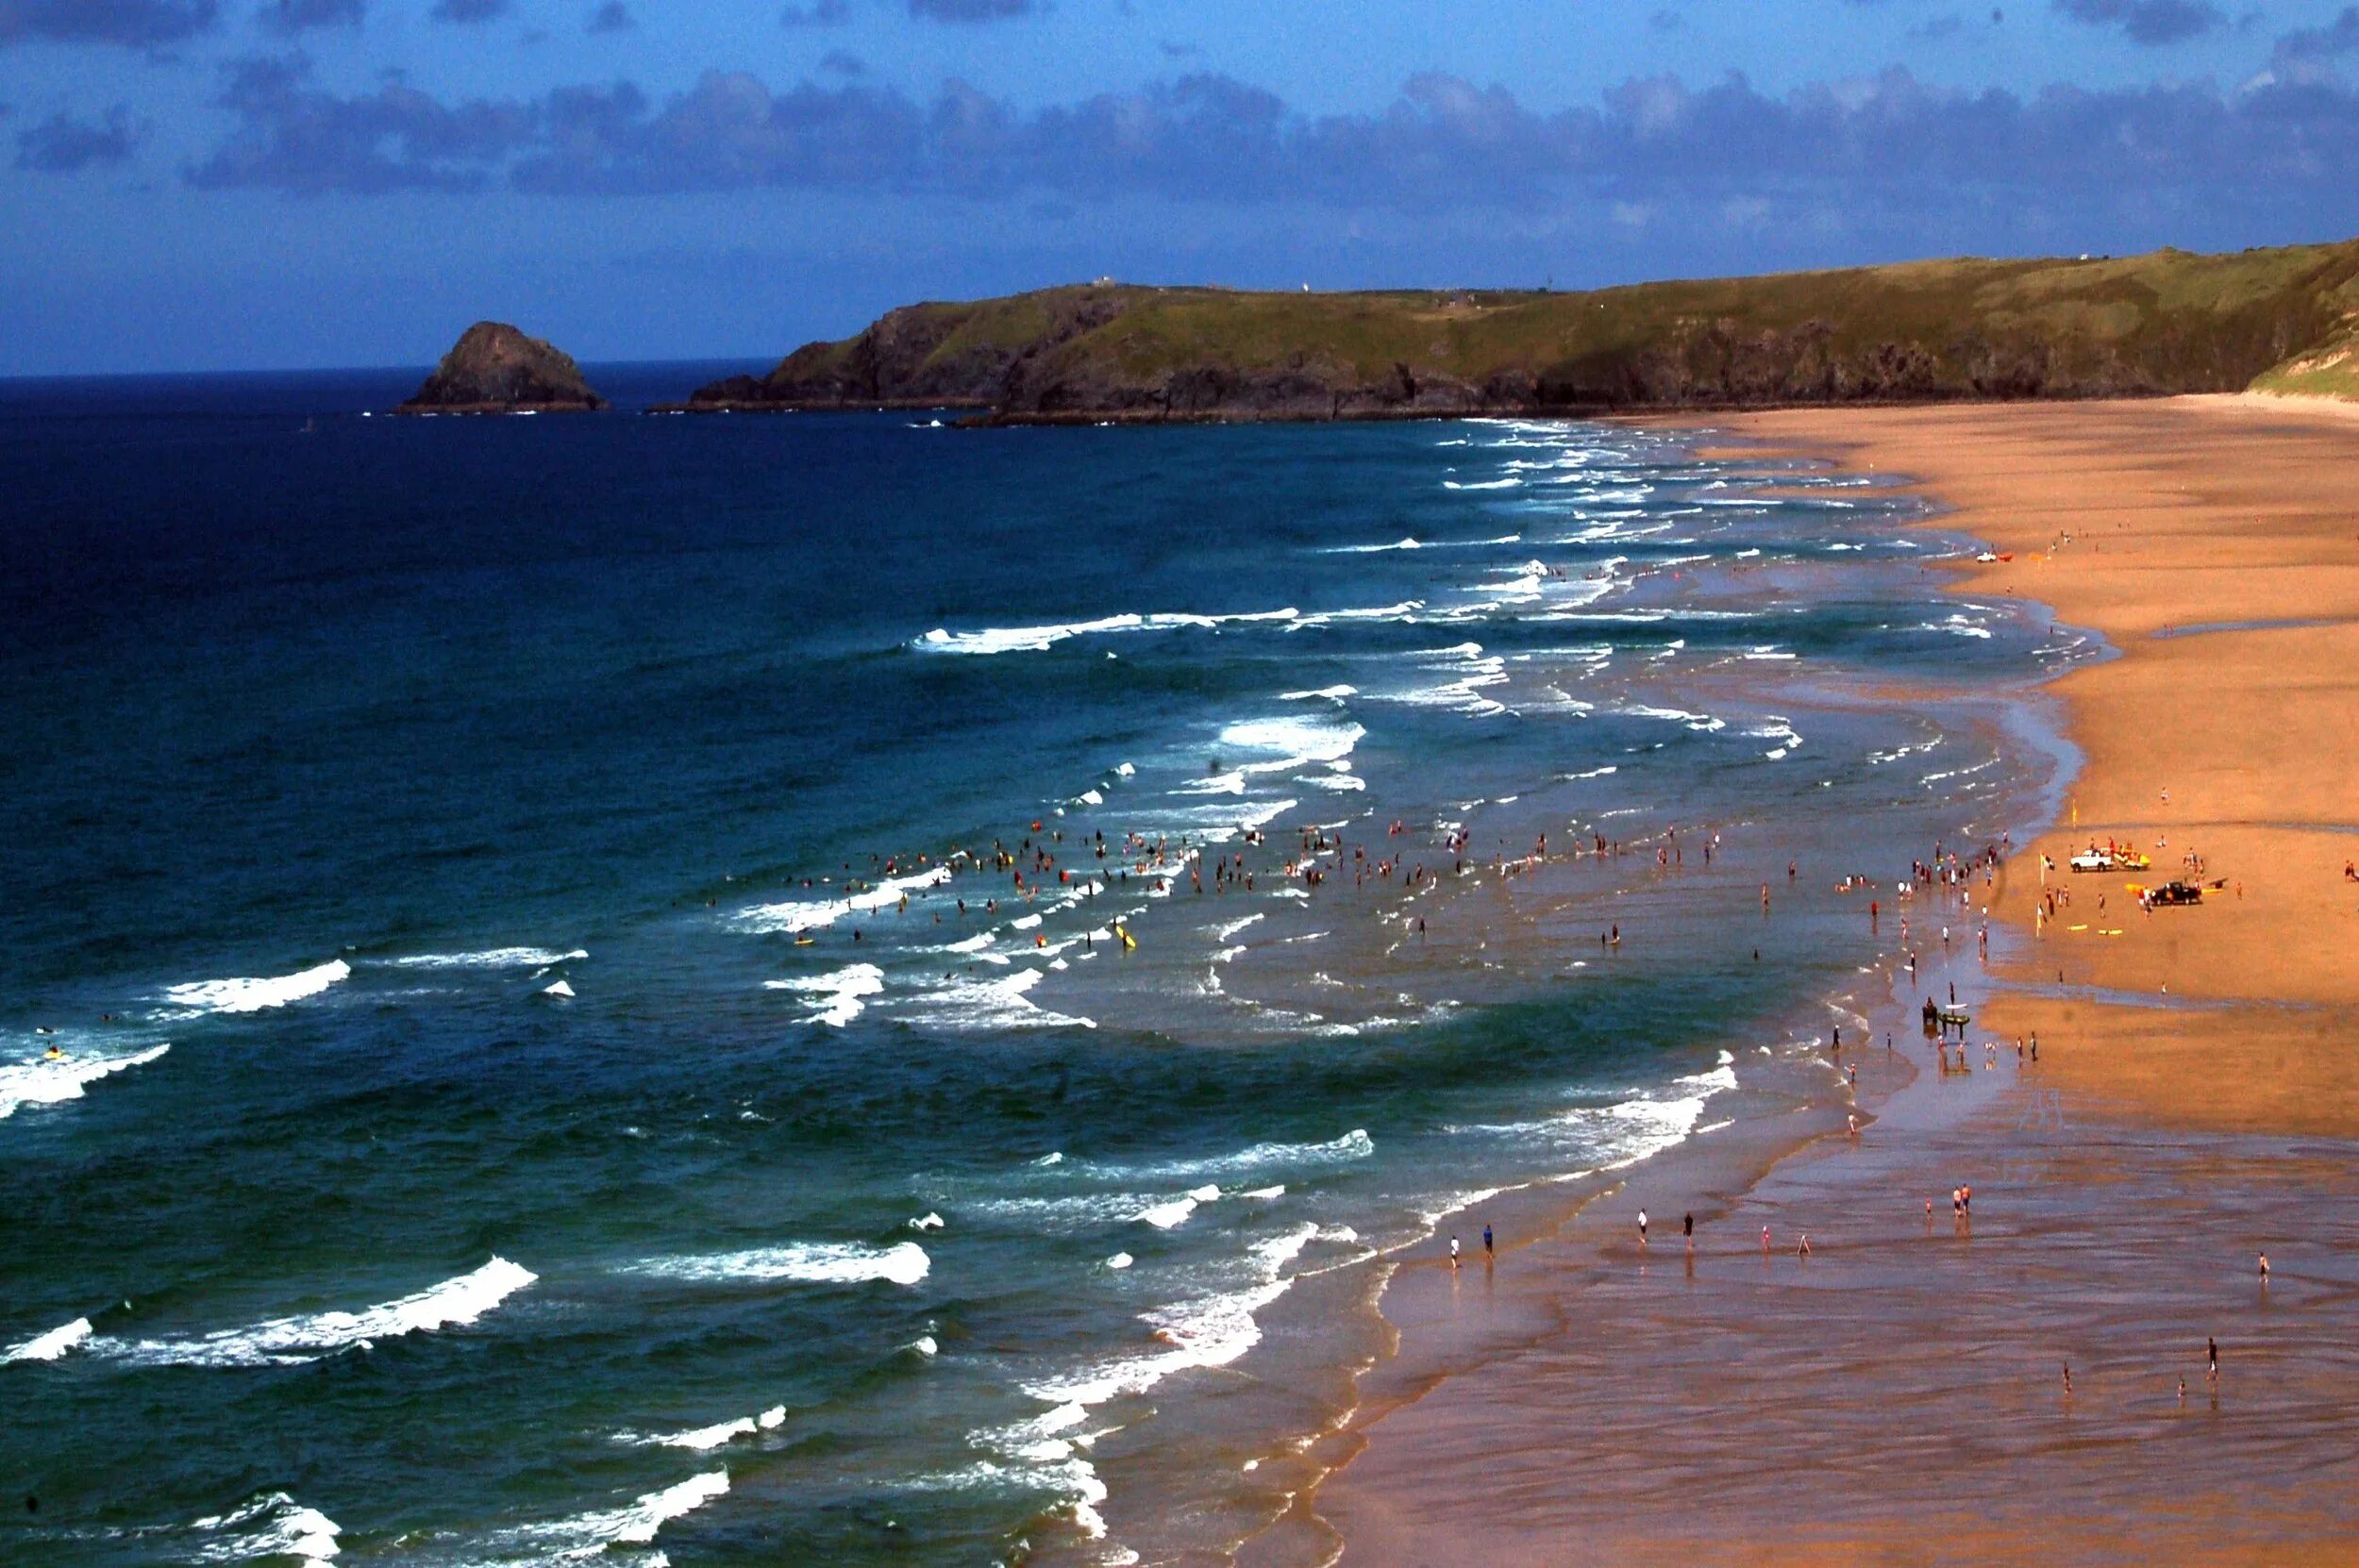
left=1290, top=397, right=2359, bottom=1565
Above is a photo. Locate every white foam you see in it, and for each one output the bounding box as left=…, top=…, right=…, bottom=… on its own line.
left=909, top=1334, right=941, bottom=1355
left=0, top=1043, right=170, bottom=1122
left=1081, top=1128, right=1373, bottom=1181
left=1212, top=913, right=1265, bottom=943
left=1279, top=684, right=1357, bottom=701
left=763, top=962, right=884, bottom=1026
left=909, top=1211, right=945, bottom=1231
left=1323, top=531, right=1518, bottom=551
left=162, top=959, right=349, bottom=1016
left=192, top=1492, right=342, bottom=1566
left=1132, top=1185, right=1219, bottom=1229
left=1105, top=1253, right=1133, bottom=1269
left=637, top=1414, right=755, bottom=1452
left=92, top=1257, right=535, bottom=1368
left=1291, top=599, right=1425, bottom=627
left=963, top=1191, right=1164, bottom=1230
left=736, top=865, right=953, bottom=935
left=899, top=967, right=1095, bottom=1031
left=1449, top=1057, right=1738, bottom=1175
left=542, top=979, right=576, bottom=998
left=486, top=1470, right=729, bottom=1560
left=385, top=947, right=586, bottom=970
left=655, top=1416, right=756, bottom=1451
left=917, top=607, right=1299, bottom=656
left=1219, top=715, right=1363, bottom=768
left=622, top=1240, right=929, bottom=1287
left=1369, top=643, right=1509, bottom=715
left=2, top=1315, right=92, bottom=1363
left=1621, top=704, right=1726, bottom=731
left=1026, top=1223, right=1321, bottom=1409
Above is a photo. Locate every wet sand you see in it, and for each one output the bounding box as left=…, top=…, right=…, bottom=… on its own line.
left=1296, top=398, right=2359, bottom=1564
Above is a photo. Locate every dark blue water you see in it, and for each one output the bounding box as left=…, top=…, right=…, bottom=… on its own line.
left=0, top=373, right=2078, bottom=1567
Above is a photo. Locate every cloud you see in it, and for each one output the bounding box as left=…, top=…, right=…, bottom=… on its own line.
left=258, top=0, right=361, bottom=34
left=429, top=0, right=507, bottom=21
left=173, top=55, right=2359, bottom=250
left=779, top=0, right=848, bottom=24
left=0, top=0, right=218, bottom=47
left=188, top=51, right=534, bottom=192
left=15, top=104, right=147, bottom=169
left=587, top=0, right=630, bottom=30
left=908, top=0, right=1040, bottom=19
left=819, top=48, right=866, bottom=75
left=2052, top=0, right=2222, bottom=44
left=2273, top=5, right=2359, bottom=67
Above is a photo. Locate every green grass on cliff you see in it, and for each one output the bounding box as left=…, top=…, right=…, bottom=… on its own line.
left=763, top=237, right=2359, bottom=409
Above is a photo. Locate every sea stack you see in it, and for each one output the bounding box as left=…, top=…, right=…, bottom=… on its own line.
left=394, top=322, right=607, bottom=414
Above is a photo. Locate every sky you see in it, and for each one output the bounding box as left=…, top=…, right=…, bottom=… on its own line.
left=5, top=0, right=2359, bottom=374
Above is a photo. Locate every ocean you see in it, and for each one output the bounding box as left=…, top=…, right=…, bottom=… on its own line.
left=0, top=366, right=2081, bottom=1566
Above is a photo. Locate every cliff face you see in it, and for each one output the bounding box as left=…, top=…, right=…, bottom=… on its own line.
left=396, top=322, right=607, bottom=414
left=685, top=240, right=2359, bottom=422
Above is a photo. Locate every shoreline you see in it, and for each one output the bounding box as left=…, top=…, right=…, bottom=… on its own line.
left=1286, top=396, right=2359, bottom=1563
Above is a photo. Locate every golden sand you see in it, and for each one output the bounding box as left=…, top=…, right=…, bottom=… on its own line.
left=1722, top=396, right=2359, bottom=1136
left=1292, top=397, right=2359, bottom=1566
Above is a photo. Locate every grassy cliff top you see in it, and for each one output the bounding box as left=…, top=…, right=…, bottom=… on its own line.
left=716, top=239, right=2359, bottom=418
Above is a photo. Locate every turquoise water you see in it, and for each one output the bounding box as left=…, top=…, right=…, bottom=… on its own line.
left=0, top=374, right=2078, bottom=1565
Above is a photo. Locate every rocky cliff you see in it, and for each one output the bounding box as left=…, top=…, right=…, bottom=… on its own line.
left=683, top=240, right=2359, bottom=422
left=395, top=322, right=607, bottom=414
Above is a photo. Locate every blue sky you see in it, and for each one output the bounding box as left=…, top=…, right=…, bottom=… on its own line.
left=6, top=0, right=2359, bottom=373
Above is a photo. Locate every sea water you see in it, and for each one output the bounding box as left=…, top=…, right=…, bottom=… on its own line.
left=0, top=368, right=2082, bottom=1565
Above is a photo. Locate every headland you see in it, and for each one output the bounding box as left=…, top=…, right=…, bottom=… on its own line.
left=674, top=240, right=2359, bottom=423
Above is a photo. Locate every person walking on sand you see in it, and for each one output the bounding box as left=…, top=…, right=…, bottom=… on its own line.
left=2063, top=1364, right=2072, bottom=1397
left=1637, top=1209, right=1648, bottom=1247
left=1683, top=1212, right=1694, bottom=1251
left=2208, top=1337, right=2219, bottom=1381
left=1483, top=1224, right=1494, bottom=1258
left=1761, top=1225, right=1771, bottom=1254
left=2259, top=1252, right=2270, bottom=1284
left=1449, top=1235, right=1460, bottom=1270
left=1797, top=1234, right=1812, bottom=1257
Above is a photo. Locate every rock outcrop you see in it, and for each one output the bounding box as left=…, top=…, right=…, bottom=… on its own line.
left=395, top=322, right=606, bottom=414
